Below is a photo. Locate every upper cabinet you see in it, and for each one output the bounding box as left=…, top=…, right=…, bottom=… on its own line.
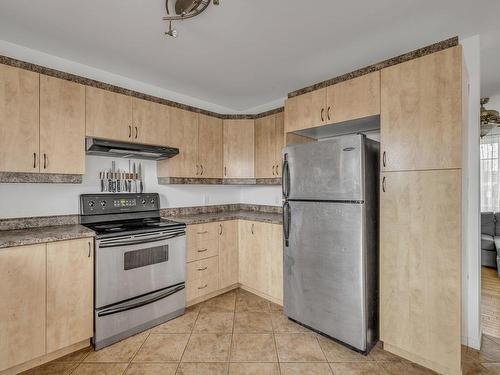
left=86, top=86, right=132, bottom=142
left=0, top=65, right=39, bottom=173
left=284, top=72, right=381, bottom=133
left=223, top=119, right=255, bottom=178
left=40, top=75, right=85, bottom=175
left=198, top=114, right=223, bottom=178
left=255, top=113, right=284, bottom=178
left=132, top=98, right=170, bottom=146
left=380, top=46, right=462, bottom=171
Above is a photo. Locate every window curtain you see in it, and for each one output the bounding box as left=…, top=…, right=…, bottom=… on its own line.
left=481, top=135, right=500, bottom=212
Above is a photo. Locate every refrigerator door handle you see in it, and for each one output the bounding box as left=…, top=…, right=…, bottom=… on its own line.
left=283, top=201, right=291, bottom=247
left=282, top=154, right=290, bottom=198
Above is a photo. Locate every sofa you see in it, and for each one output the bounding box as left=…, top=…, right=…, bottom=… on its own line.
left=481, top=212, right=500, bottom=274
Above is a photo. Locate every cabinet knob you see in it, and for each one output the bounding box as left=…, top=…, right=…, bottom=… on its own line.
left=327, top=106, right=331, bottom=121
left=33, top=153, right=37, bottom=169
left=382, top=151, right=387, bottom=168
left=321, top=108, right=325, bottom=122
left=382, top=176, right=386, bottom=193
left=128, top=125, right=132, bottom=138
left=200, top=164, right=204, bottom=175
left=134, top=126, right=138, bottom=139
left=219, top=223, right=223, bottom=235
left=43, top=153, right=48, bottom=169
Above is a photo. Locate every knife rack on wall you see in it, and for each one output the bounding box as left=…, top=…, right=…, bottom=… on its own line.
left=99, top=160, right=144, bottom=193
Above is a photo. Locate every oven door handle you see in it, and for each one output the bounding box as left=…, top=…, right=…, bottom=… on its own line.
left=97, top=284, right=185, bottom=317
left=99, top=231, right=185, bottom=248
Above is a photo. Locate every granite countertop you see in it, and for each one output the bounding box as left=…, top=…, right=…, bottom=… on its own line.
left=166, top=210, right=283, bottom=225
left=0, top=224, right=95, bottom=249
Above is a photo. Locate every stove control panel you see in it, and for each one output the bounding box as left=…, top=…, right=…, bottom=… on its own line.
left=80, top=193, right=159, bottom=215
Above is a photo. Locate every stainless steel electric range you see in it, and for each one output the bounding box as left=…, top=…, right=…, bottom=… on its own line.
left=80, top=193, right=186, bottom=350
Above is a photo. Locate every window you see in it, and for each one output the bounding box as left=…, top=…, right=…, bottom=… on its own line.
left=481, top=135, right=500, bottom=212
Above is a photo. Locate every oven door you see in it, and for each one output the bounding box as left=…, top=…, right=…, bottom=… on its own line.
left=95, top=229, right=186, bottom=309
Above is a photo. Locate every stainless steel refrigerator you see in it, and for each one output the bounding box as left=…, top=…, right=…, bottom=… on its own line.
left=282, top=133, right=379, bottom=354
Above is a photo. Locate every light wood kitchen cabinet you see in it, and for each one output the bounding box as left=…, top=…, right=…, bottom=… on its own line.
left=327, top=71, right=380, bottom=124
left=132, top=98, right=170, bottom=146
left=40, top=75, right=85, bottom=175
left=255, top=113, right=284, bottom=178
left=267, top=223, right=284, bottom=302
left=186, top=222, right=220, bottom=262
left=219, top=220, right=239, bottom=289
left=0, top=244, right=46, bottom=371
left=223, top=119, right=255, bottom=178
left=86, top=86, right=132, bottom=142
left=0, top=64, right=39, bottom=173
left=381, top=46, right=462, bottom=171
left=380, top=170, right=461, bottom=375
left=46, top=238, right=93, bottom=353
left=198, top=114, right=223, bottom=178
left=284, top=88, right=326, bottom=133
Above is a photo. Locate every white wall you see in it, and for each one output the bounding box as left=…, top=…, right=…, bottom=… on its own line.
left=240, top=186, right=282, bottom=206
left=460, top=35, right=481, bottom=350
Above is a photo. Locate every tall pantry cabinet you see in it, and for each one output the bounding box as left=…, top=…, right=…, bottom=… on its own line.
left=379, top=46, right=464, bottom=375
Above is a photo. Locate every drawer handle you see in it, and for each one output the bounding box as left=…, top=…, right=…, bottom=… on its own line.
left=197, top=248, right=208, bottom=253
left=198, top=284, right=208, bottom=290
left=197, top=231, right=209, bottom=234
left=197, top=266, right=208, bottom=271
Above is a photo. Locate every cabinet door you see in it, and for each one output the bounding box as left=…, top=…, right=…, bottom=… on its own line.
left=380, top=170, right=461, bottom=375
left=86, top=86, right=132, bottom=142
left=327, top=71, right=380, bottom=124
left=0, top=244, right=46, bottom=371
left=132, top=98, right=170, bottom=146
left=267, top=223, right=283, bottom=302
left=255, top=114, right=276, bottom=178
left=274, top=112, right=285, bottom=178
left=198, top=114, right=223, bottom=178
left=0, top=65, right=39, bottom=173
left=46, top=238, right=93, bottom=353
left=381, top=46, right=462, bottom=171
left=223, top=119, right=254, bottom=178
left=238, top=220, right=257, bottom=289
left=158, top=108, right=198, bottom=178
left=40, top=75, right=85, bottom=175
left=219, top=220, right=239, bottom=289
left=284, top=88, right=326, bottom=133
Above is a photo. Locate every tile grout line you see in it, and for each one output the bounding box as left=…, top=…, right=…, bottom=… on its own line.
left=123, top=327, right=153, bottom=374
left=176, top=303, right=202, bottom=370
left=226, top=291, right=237, bottom=374
left=270, top=303, right=283, bottom=375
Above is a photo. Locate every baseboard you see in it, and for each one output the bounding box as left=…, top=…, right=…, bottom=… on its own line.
left=186, top=283, right=239, bottom=307
left=383, top=343, right=461, bottom=375
left=239, top=284, right=283, bottom=306
left=0, top=339, right=90, bottom=375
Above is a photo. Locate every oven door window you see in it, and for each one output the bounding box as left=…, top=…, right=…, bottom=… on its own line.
left=124, top=245, right=169, bottom=270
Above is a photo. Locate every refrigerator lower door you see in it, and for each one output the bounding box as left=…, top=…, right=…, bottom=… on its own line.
left=283, top=201, right=367, bottom=351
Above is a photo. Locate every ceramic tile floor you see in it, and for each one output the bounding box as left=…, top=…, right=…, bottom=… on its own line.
left=22, top=288, right=500, bottom=374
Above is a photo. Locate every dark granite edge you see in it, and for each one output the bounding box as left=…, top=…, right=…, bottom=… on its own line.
left=158, top=177, right=281, bottom=185
left=0, top=172, right=82, bottom=184
left=0, top=225, right=95, bottom=249
left=171, top=212, right=283, bottom=225
left=161, top=203, right=282, bottom=217
left=288, top=36, right=459, bottom=98
left=0, top=215, right=80, bottom=231
left=0, top=54, right=282, bottom=120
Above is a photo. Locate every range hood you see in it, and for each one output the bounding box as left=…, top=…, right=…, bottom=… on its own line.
left=85, top=138, right=179, bottom=160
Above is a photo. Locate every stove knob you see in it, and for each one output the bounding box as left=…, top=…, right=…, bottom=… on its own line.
left=150, top=198, right=155, bottom=204
left=100, top=200, right=106, bottom=207
left=88, top=200, right=95, bottom=207
left=141, top=199, right=147, bottom=205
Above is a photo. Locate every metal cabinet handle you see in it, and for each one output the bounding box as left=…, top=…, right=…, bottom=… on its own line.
left=321, top=108, right=324, bottom=122
left=200, top=165, right=204, bottom=175
left=224, top=166, right=227, bottom=177
left=219, top=223, right=222, bottom=235
left=251, top=223, right=254, bottom=235
left=327, top=106, right=331, bottom=121
left=128, top=125, right=132, bottom=138
left=382, top=151, right=387, bottom=168
left=196, top=165, right=199, bottom=175
left=197, top=248, right=208, bottom=253
left=197, top=266, right=208, bottom=271
left=283, top=201, right=291, bottom=247
left=198, top=284, right=208, bottom=290
left=197, top=231, right=208, bottom=234
left=134, top=126, right=138, bottom=139
left=88, top=242, right=92, bottom=258
left=33, top=153, right=37, bottom=169
left=382, top=176, right=386, bottom=193
left=272, top=165, right=275, bottom=176
left=43, top=153, right=47, bottom=169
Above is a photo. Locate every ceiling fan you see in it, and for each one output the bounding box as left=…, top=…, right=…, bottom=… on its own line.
left=163, top=0, right=220, bottom=38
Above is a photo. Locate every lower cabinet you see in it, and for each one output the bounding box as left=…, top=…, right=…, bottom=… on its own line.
left=0, top=238, right=94, bottom=372
left=185, top=219, right=283, bottom=306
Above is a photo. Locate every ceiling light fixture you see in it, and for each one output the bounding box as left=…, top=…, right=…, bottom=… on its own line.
left=163, top=0, right=220, bottom=38
left=480, top=97, right=500, bottom=137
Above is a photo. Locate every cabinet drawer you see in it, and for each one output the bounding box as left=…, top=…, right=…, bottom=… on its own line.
left=186, top=273, right=219, bottom=301
left=188, top=222, right=220, bottom=240
left=187, top=222, right=220, bottom=262
left=187, top=256, right=219, bottom=282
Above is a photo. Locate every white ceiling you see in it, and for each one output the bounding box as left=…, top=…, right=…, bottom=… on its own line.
left=0, top=0, right=499, bottom=112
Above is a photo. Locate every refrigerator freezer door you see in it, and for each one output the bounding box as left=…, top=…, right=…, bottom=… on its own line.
left=283, top=134, right=364, bottom=201
left=283, top=200, right=367, bottom=351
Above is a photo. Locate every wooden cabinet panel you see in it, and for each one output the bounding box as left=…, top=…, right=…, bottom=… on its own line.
left=86, top=86, right=132, bottom=142
left=187, top=256, right=219, bottom=282
left=0, top=65, right=39, bottom=173
left=381, top=46, right=462, bottom=171
left=223, top=119, right=254, bottom=178
left=380, top=170, right=461, bottom=375
left=255, top=115, right=276, bottom=178
left=187, top=272, right=219, bottom=301
left=132, top=98, right=170, bottom=146
left=284, top=88, right=326, bottom=133
left=328, top=71, right=380, bottom=124
left=0, top=244, right=46, bottom=371
left=40, top=75, right=85, bottom=175
left=187, top=222, right=220, bottom=262
left=46, top=238, right=93, bottom=353
left=198, top=114, right=223, bottom=178
left=274, top=112, right=284, bottom=178
left=238, top=220, right=259, bottom=290
left=219, top=220, right=239, bottom=289
left=158, top=108, right=198, bottom=178
left=267, top=224, right=283, bottom=302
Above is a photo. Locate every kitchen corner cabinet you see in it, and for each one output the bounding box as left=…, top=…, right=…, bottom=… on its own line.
left=381, top=46, right=462, bottom=171
left=223, top=119, right=255, bottom=178
left=284, top=72, right=380, bottom=133
left=219, top=220, right=239, bottom=289
left=0, top=64, right=39, bottom=173
left=0, top=238, right=93, bottom=372
left=132, top=98, right=170, bottom=146
left=255, top=112, right=284, bottom=178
